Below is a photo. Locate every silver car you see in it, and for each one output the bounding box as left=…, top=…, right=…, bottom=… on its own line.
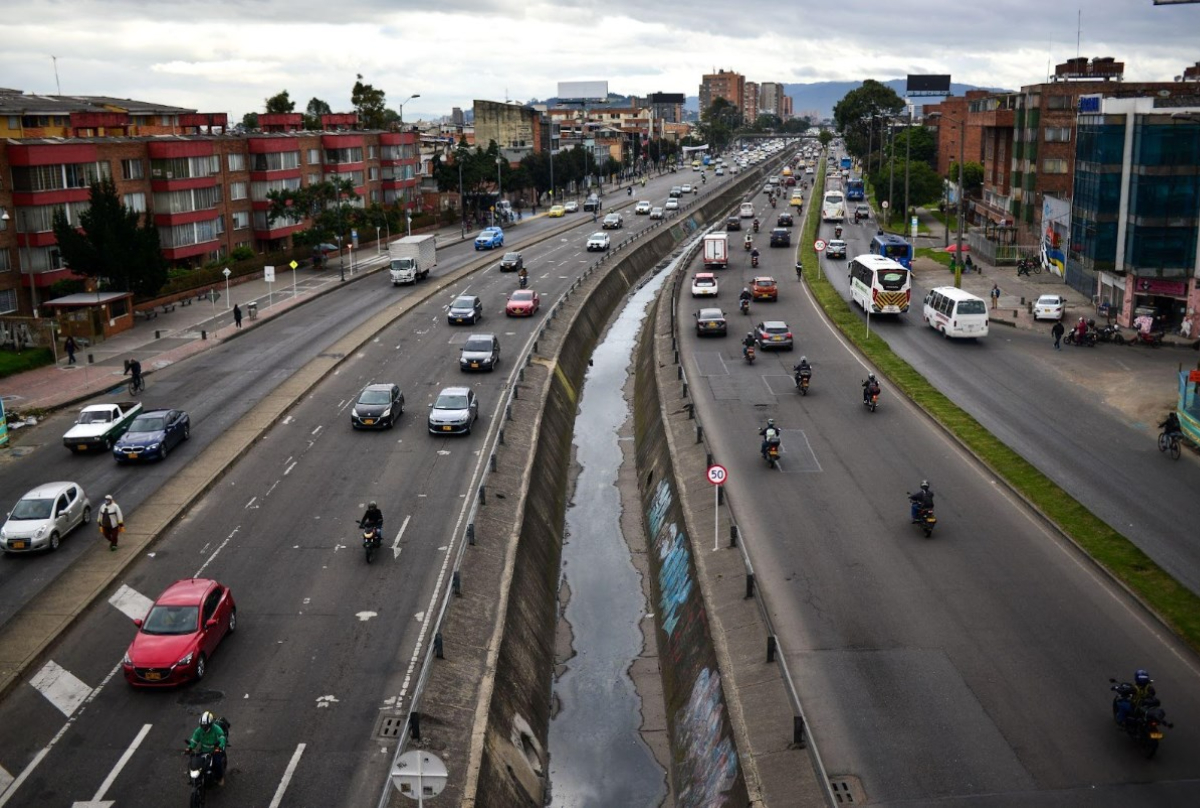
left=1, top=482, right=92, bottom=553
left=428, top=387, right=479, bottom=435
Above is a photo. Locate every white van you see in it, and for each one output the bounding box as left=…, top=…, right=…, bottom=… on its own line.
left=923, top=287, right=989, bottom=338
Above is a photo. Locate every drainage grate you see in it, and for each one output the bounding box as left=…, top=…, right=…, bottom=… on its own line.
left=375, top=714, right=406, bottom=740
left=828, top=775, right=866, bottom=804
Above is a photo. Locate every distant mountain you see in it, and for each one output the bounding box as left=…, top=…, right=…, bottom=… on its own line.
left=685, top=80, right=1008, bottom=121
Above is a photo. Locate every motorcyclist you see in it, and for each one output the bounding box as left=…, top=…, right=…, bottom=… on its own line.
left=518, top=267, right=528, bottom=288
left=759, top=418, right=782, bottom=460
left=862, top=372, right=880, bottom=405
left=834, top=225, right=843, bottom=239
left=908, top=480, right=934, bottom=523
left=744, top=233, right=753, bottom=251
left=1074, top=317, right=1088, bottom=342
left=742, top=331, right=756, bottom=358
left=854, top=210, right=861, bottom=224
left=1114, top=669, right=1157, bottom=726
left=793, top=356, right=812, bottom=385
left=360, top=501, right=384, bottom=546
left=752, top=218, right=760, bottom=233
left=750, top=247, right=760, bottom=266
left=186, top=711, right=227, bottom=787
left=738, top=288, right=752, bottom=313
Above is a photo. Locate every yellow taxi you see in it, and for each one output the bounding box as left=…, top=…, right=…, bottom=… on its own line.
left=789, top=191, right=804, bottom=208
left=548, top=205, right=566, bottom=218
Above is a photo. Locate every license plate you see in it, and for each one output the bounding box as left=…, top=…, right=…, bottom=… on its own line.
left=455, top=317, right=465, bottom=323
left=77, top=444, right=88, bottom=451
left=442, top=425, right=453, bottom=432
left=363, top=419, right=375, bottom=425
left=143, top=671, right=162, bottom=681
left=772, top=336, right=783, bottom=341
left=470, top=362, right=480, bottom=368
left=11, top=540, right=27, bottom=550
left=1150, top=731, right=1163, bottom=739
left=126, top=453, right=137, bottom=459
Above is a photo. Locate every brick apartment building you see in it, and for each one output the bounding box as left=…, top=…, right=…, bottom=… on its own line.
left=699, top=70, right=745, bottom=114
left=743, top=82, right=758, bottom=124
left=0, top=91, right=419, bottom=317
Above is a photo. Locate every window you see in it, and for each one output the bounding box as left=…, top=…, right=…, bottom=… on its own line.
left=230, top=181, right=248, bottom=200
left=369, top=166, right=379, bottom=181
left=250, top=151, right=301, bottom=171
left=121, top=159, right=144, bottom=180
left=307, top=148, right=321, bottom=165
left=0, top=288, right=17, bottom=313
left=149, top=155, right=219, bottom=180
left=250, top=176, right=301, bottom=201
left=16, top=201, right=90, bottom=233
left=307, top=173, right=320, bottom=186
left=1046, top=95, right=1071, bottom=110
left=368, top=145, right=378, bottom=159
left=152, top=185, right=222, bottom=214
left=11, top=162, right=111, bottom=192
left=1044, top=127, right=1071, bottom=143
left=124, top=192, right=146, bottom=213
left=227, top=153, right=245, bottom=172
left=232, top=211, right=250, bottom=230
left=1042, top=158, right=1069, bottom=174
left=0, top=250, right=10, bottom=272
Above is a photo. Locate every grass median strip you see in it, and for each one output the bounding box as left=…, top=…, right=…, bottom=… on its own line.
left=799, top=161, right=1200, bottom=652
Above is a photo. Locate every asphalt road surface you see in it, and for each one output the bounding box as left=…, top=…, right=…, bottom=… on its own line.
left=674, top=186, right=1200, bottom=806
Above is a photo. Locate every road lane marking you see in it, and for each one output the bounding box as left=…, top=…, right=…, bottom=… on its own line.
left=0, top=766, right=11, bottom=794
left=245, top=496, right=257, bottom=509
left=0, top=749, right=48, bottom=807
left=392, top=514, right=411, bottom=559
left=267, top=744, right=306, bottom=808
left=71, top=723, right=152, bottom=807
left=108, top=585, right=153, bottom=623
left=195, top=526, right=240, bottom=577
left=29, top=661, right=92, bottom=718
left=284, top=461, right=298, bottom=475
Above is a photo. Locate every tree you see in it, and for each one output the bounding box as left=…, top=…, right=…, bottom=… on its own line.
left=818, top=130, right=833, bottom=147
left=352, top=74, right=388, bottom=130
left=240, top=112, right=259, bottom=131
left=304, top=97, right=331, bottom=130
left=264, top=90, right=295, bottom=114
left=700, top=98, right=743, bottom=150
left=895, top=126, right=937, bottom=165
left=52, top=178, right=167, bottom=298
left=949, top=161, right=985, bottom=196
left=264, top=177, right=361, bottom=247
left=833, top=80, right=905, bottom=164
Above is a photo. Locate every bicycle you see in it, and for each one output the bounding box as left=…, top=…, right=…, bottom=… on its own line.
left=1158, top=431, right=1182, bottom=461
left=1016, top=258, right=1042, bottom=276
left=127, top=375, right=145, bottom=396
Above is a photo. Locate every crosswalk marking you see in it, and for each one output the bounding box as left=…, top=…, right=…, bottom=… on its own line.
left=108, top=584, right=153, bottom=623
left=28, top=661, right=92, bottom=718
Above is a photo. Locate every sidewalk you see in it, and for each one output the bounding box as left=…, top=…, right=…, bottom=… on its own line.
left=1, top=222, right=486, bottom=416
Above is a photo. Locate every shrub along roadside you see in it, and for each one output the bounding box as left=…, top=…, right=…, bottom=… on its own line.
left=798, top=159, right=1200, bottom=652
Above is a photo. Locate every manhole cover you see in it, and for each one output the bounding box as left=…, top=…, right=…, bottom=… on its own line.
left=829, top=774, right=866, bottom=804
left=376, top=713, right=406, bottom=740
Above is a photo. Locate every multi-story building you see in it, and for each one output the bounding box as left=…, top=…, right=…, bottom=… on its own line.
left=758, top=82, right=784, bottom=117
left=743, top=82, right=758, bottom=123
left=0, top=88, right=226, bottom=139
left=1068, top=97, right=1200, bottom=333
left=780, top=94, right=794, bottom=120
left=699, top=70, right=745, bottom=114
left=472, top=100, right=546, bottom=165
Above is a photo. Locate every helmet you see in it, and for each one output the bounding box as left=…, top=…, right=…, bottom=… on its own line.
left=369, top=501, right=377, bottom=510
left=920, top=480, right=930, bottom=491
left=767, top=419, right=775, bottom=427
left=800, top=356, right=808, bottom=364
left=868, top=373, right=876, bottom=382
left=1134, top=669, right=1151, bottom=687
left=200, top=711, right=215, bottom=728
left=743, top=287, right=749, bottom=293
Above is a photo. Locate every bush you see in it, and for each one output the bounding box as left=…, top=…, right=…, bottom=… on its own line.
left=0, top=348, right=55, bottom=379
left=231, top=246, right=255, bottom=261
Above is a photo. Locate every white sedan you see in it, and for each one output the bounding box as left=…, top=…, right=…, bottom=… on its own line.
left=664, top=199, right=680, bottom=211
left=586, top=232, right=610, bottom=251
left=649, top=206, right=665, bottom=219
left=634, top=200, right=652, bottom=215
left=1033, top=294, right=1066, bottom=321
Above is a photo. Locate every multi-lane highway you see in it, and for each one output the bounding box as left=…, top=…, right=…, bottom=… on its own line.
left=0, top=161, right=762, bottom=806
left=672, top=164, right=1200, bottom=805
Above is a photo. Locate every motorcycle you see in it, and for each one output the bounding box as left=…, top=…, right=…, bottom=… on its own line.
left=1064, top=329, right=1097, bottom=347
left=751, top=252, right=759, bottom=268
left=1016, top=257, right=1041, bottom=276
left=763, top=437, right=781, bottom=468
left=834, top=225, right=843, bottom=239
left=360, top=521, right=383, bottom=563
left=1109, top=678, right=1172, bottom=758
left=1131, top=329, right=1165, bottom=347
left=518, top=274, right=528, bottom=289
left=769, top=197, right=777, bottom=208
left=743, top=237, right=753, bottom=252
left=743, top=344, right=756, bottom=364
left=795, top=369, right=811, bottom=395
left=1096, top=323, right=1125, bottom=344
left=185, top=717, right=230, bottom=806
left=907, top=497, right=938, bottom=538
left=863, top=382, right=881, bottom=412
left=752, top=219, right=760, bottom=233
left=739, top=298, right=750, bottom=316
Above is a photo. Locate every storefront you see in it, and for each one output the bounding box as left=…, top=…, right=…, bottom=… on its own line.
left=41, top=291, right=135, bottom=346
left=1123, top=277, right=1193, bottom=335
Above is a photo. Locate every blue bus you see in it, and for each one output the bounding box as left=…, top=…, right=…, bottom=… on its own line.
left=840, top=156, right=852, bottom=170
left=846, top=179, right=865, bottom=201
left=870, top=233, right=913, bottom=269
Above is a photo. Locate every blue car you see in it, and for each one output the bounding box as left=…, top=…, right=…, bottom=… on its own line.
left=474, top=227, right=504, bottom=250
left=112, top=409, right=190, bottom=462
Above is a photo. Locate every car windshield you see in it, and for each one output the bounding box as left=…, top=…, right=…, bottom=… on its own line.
left=694, top=277, right=715, bottom=286
left=434, top=393, right=470, bottom=409
left=1037, top=296, right=1059, bottom=306
left=10, top=497, right=53, bottom=520
left=452, top=296, right=476, bottom=309
left=128, top=416, right=165, bottom=432
left=78, top=411, right=112, bottom=424
left=141, top=605, right=199, bottom=635
left=359, top=389, right=393, bottom=405
left=699, top=309, right=723, bottom=319
left=503, top=253, right=519, bottom=261
left=764, top=324, right=789, bottom=335
left=511, top=291, right=533, bottom=301
left=464, top=338, right=493, bottom=352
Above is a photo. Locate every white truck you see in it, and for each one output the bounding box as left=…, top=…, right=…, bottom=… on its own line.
left=703, top=233, right=729, bottom=269
left=62, top=401, right=143, bottom=453
left=388, top=235, right=437, bottom=285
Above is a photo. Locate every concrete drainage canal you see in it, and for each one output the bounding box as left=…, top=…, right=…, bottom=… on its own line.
left=546, top=258, right=678, bottom=808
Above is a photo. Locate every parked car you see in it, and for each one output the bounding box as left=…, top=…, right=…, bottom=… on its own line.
left=1, top=481, right=91, bottom=553
left=751, top=276, right=779, bottom=301
left=428, top=387, right=479, bottom=435
left=447, top=295, right=484, bottom=325
left=459, top=334, right=501, bottom=372
left=112, top=409, right=191, bottom=462
left=474, top=227, right=504, bottom=250
left=505, top=289, right=541, bottom=317
left=755, top=320, right=794, bottom=351
left=691, top=272, right=719, bottom=298
left=122, top=578, right=236, bottom=686
left=351, top=383, right=404, bottom=429
left=1034, top=294, right=1066, bottom=321
left=649, top=206, right=665, bottom=219
left=499, top=251, right=524, bottom=271
left=635, top=201, right=652, bottom=215
left=564, top=201, right=580, bottom=213
left=586, top=232, right=611, bottom=251
left=769, top=228, right=791, bottom=247
left=726, top=216, right=741, bottom=231
left=826, top=239, right=847, bottom=259
left=602, top=213, right=624, bottom=230
left=694, top=307, right=728, bottom=336
left=548, top=205, right=566, bottom=218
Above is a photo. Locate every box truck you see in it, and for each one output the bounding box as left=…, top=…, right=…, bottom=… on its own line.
left=388, top=235, right=437, bottom=285
left=703, top=233, right=729, bottom=269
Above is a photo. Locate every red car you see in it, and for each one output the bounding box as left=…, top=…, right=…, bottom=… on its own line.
left=506, top=289, right=540, bottom=317
left=122, top=579, right=236, bottom=686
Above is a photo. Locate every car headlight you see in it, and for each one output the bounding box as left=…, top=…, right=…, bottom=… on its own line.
left=352, top=408, right=360, bottom=417
left=147, top=443, right=159, bottom=451
left=381, top=407, right=392, bottom=418
left=34, top=526, right=47, bottom=538
left=122, top=652, right=132, bottom=666
left=177, top=651, right=194, bottom=667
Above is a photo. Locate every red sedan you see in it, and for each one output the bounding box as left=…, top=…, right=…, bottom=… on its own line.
left=506, top=289, right=541, bottom=317
left=122, top=578, right=236, bottom=686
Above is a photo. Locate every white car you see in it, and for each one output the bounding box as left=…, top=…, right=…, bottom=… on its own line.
left=715, top=168, right=725, bottom=176
left=664, top=198, right=680, bottom=211
left=649, top=206, right=665, bottom=219
left=564, top=201, right=579, bottom=213
left=1033, top=294, right=1066, bottom=321
left=586, top=232, right=610, bottom=251
left=634, top=200, right=652, bottom=215
left=681, top=184, right=693, bottom=194
left=1, top=481, right=91, bottom=553
left=691, top=272, right=719, bottom=298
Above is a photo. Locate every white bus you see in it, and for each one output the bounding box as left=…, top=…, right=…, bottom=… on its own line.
left=821, top=191, right=845, bottom=222
left=848, top=254, right=911, bottom=314
left=923, top=287, right=990, bottom=338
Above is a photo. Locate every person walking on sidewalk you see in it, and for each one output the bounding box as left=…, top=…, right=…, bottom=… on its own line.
left=1051, top=320, right=1065, bottom=350
left=990, top=283, right=1000, bottom=310
left=64, top=335, right=77, bottom=365
left=99, top=495, right=124, bottom=551
left=233, top=304, right=243, bottom=329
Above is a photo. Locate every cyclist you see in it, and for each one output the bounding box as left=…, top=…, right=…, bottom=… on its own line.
left=1159, top=412, right=1183, bottom=443
left=125, top=359, right=143, bottom=392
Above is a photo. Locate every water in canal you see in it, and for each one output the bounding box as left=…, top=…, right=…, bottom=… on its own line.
left=547, top=261, right=676, bottom=808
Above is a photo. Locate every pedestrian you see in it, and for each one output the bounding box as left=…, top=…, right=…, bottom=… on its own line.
left=990, top=283, right=1000, bottom=310
left=64, top=335, right=77, bottom=365
left=233, top=304, right=243, bottom=328
left=98, top=494, right=124, bottom=551
left=1051, top=320, right=1065, bottom=350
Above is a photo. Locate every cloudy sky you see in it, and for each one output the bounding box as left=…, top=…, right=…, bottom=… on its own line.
left=3, top=0, right=1198, bottom=121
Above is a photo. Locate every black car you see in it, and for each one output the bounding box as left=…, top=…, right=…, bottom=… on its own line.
left=769, top=228, right=791, bottom=247
left=776, top=212, right=794, bottom=228
left=499, top=252, right=523, bottom=272
left=694, top=307, right=728, bottom=337
left=447, top=295, right=484, bottom=325
left=459, top=333, right=500, bottom=372
left=351, top=383, right=404, bottom=429
left=726, top=217, right=741, bottom=231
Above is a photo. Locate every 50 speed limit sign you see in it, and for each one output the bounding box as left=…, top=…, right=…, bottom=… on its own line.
left=706, top=464, right=728, bottom=485
left=814, top=239, right=827, bottom=252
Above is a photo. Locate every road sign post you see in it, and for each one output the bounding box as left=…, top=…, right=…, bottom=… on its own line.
left=813, top=239, right=827, bottom=281
left=391, top=749, right=448, bottom=807
left=706, top=464, right=728, bottom=551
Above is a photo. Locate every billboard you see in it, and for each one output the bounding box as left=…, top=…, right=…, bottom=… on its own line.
left=557, top=81, right=609, bottom=101
left=649, top=92, right=685, bottom=104
left=907, top=74, right=952, bottom=96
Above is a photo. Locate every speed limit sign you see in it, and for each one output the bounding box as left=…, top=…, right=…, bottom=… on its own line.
left=706, top=464, right=728, bottom=485
left=814, top=239, right=827, bottom=252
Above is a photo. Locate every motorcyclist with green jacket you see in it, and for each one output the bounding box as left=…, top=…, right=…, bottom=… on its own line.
left=186, top=711, right=227, bottom=786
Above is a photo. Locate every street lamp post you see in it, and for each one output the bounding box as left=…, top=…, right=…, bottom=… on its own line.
left=887, top=121, right=895, bottom=228
left=458, top=157, right=465, bottom=238
left=928, top=112, right=967, bottom=288
left=496, top=155, right=503, bottom=220
left=397, top=94, right=420, bottom=130
left=903, top=105, right=912, bottom=238
left=866, top=116, right=874, bottom=186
